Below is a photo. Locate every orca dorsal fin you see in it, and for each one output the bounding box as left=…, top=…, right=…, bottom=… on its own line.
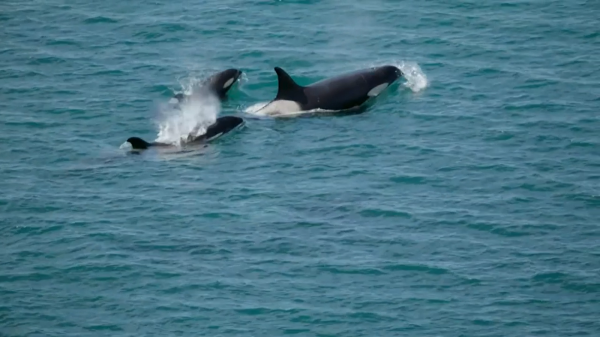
left=274, top=67, right=305, bottom=102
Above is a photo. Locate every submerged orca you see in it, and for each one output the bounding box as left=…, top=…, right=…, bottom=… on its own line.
left=256, top=65, right=403, bottom=116
left=126, top=115, right=245, bottom=150
left=172, top=68, right=242, bottom=103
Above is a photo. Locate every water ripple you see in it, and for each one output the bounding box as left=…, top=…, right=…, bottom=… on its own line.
left=1, top=0, right=599, bottom=336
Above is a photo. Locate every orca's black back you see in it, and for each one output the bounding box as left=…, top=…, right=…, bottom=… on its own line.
left=304, top=66, right=402, bottom=111
left=200, top=116, right=244, bottom=141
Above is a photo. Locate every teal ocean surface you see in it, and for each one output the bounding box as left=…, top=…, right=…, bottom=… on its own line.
left=1, top=0, right=599, bottom=336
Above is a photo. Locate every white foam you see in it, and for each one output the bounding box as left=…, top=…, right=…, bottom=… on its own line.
left=153, top=87, right=221, bottom=146
left=119, top=141, right=132, bottom=150
left=173, top=71, right=208, bottom=96
left=395, top=61, right=429, bottom=93
left=223, top=78, right=234, bottom=89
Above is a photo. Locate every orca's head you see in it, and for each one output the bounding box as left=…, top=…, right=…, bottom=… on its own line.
left=364, top=66, right=404, bottom=98
left=220, top=68, right=243, bottom=85
left=202, top=116, right=245, bottom=141
left=126, top=137, right=152, bottom=150
left=378, top=65, right=403, bottom=81
left=207, top=69, right=243, bottom=98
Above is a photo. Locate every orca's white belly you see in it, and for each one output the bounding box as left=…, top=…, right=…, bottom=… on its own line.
left=256, top=100, right=302, bottom=116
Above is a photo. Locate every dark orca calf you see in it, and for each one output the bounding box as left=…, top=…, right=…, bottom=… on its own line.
left=255, top=65, right=403, bottom=116
left=126, top=116, right=244, bottom=150
left=172, top=68, right=242, bottom=103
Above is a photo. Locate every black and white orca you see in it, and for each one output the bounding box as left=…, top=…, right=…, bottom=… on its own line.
left=256, top=65, right=403, bottom=116
left=126, top=115, right=245, bottom=150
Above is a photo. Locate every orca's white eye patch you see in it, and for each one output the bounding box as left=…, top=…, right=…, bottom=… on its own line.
left=367, top=83, right=389, bottom=97
left=223, top=78, right=234, bottom=89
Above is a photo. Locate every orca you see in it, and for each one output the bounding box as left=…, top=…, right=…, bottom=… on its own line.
left=255, top=65, right=403, bottom=116
left=126, top=115, right=245, bottom=150
left=171, top=68, right=242, bottom=103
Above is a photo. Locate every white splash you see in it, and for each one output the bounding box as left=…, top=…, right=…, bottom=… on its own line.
left=395, top=60, right=429, bottom=93
left=119, top=141, right=132, bottom=150
left=153, top=86, right=221, bottom=146
left=174, top=71, right=208, bottom=96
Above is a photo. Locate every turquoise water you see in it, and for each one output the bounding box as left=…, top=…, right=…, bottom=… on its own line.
left=2, top=0, right=599, bottom=335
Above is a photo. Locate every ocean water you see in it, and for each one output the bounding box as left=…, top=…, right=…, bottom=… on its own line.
left=1, top=0, right=599, bottom=336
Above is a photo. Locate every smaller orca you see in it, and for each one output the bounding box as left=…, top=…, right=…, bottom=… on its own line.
left=126, top=115, right=245, bottom=150
left=256, top=65, right=403, bottom=116
left=172, top=68, right=242, bottom=104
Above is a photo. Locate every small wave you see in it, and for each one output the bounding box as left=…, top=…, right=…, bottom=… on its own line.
left=382, top=263, right=448, bottom=275
left=83, top=16, right=118, bottom=24
left=358, top=208, right=413, bottom=219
